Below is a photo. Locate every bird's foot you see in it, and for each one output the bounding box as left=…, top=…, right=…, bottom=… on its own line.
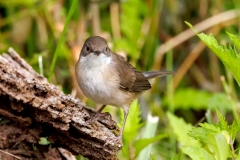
left=104, top=136, right=123, bottom=147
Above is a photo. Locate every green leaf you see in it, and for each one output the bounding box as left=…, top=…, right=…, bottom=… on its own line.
left=188, top=128, right=229, bottom=160
left=229, top=118, right=240, bottom=141
left=216, top=110, right=228, bottom=130
left=33, top=145, right=37, bottom=151
left=199, top=123, right=221, bottom=133
left=120, top=100, right=144, bottom=158
left=164, top=88, right=212, bottom=110
left=181, top=146, right=215, bottom=160
left=208, top=93, right=232, bottom=111
left=188, top=127, right=211, bottom=145
left=123, top=100, right=143, bottom=143
left=185, top=21, right=193, bottom=28
left=165, top=89, right=233, bottom=111
left=185, top=21, right=198, bottom=33
left=134, top=134, right=168, bottom=157
left=39, top=137, right=50, bottom=145
left=227, top=32, right=240, bottom=50
left=172, top=152, right=181, bottom=160
left=167, top=112, right=200, bottom=146
left=221, top=130, right=230, bottom=144
left=150, top=154, right=156, bottom=160
left=214, top=133, right=229, bottom=160
left=186, top=22, right=240, bottom=85
left=197, top=33, right=240, bottom=85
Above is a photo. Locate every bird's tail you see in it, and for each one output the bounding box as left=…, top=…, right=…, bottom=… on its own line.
left=142, top=71, right=175, bottom=79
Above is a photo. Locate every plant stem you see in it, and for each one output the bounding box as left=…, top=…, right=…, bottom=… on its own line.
left=48, top=0, right=78, bottom=81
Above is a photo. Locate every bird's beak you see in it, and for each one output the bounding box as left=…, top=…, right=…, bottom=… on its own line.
left=93, top=50, right=101, bottom=56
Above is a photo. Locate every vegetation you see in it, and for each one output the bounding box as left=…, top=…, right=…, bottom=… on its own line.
left=0, top=0, right=240, bottom=159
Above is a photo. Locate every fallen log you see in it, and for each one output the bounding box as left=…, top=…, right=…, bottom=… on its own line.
left=0, top=48, right=121, bottom=160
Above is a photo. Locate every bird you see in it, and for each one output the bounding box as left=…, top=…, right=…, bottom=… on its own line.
left=75, top=36, right=174, bottom=145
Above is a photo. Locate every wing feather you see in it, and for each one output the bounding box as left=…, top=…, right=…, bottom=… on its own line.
left=113, top=53, right=151, bottom=92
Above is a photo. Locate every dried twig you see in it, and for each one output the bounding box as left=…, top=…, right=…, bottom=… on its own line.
left=0, top=149, right=22, bottom=160
left=153, top=9, right=240, bottom=69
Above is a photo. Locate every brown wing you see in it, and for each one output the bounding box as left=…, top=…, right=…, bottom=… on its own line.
left=113, top=53, right=151, bottom=92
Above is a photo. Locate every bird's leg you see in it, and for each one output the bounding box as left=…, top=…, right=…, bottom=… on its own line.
left=105, top=106, right=129, bottom=146
left=119, top=107, right=129, bottom=139
left=86, top=105, right=107, bottom=123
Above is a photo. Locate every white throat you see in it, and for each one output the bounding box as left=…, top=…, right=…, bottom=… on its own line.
left=80, top=53, right=112, bottom=68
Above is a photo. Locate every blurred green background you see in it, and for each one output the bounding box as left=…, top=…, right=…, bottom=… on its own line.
left=0, top=0, right=240, bottom=159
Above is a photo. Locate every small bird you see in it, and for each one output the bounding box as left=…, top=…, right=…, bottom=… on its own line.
left=75, top=36, right=173, bottom=145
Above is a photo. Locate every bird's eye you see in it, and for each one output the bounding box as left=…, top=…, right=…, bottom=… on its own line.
left=85, top=46, right=90, bottom=52
left=105, top=47, right=108, bottom=52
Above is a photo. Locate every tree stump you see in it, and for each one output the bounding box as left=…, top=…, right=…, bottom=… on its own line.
left=0, top=48, right=121, bottom=160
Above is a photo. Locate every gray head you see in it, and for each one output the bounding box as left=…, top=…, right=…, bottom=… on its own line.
left=80, top=36, right=111, bottom=57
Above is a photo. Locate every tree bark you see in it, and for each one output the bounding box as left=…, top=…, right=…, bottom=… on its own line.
left=0, top=48, right=121, bottom=160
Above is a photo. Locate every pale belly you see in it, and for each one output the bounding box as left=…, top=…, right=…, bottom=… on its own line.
left=80, top=70, right=131, bottom=106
